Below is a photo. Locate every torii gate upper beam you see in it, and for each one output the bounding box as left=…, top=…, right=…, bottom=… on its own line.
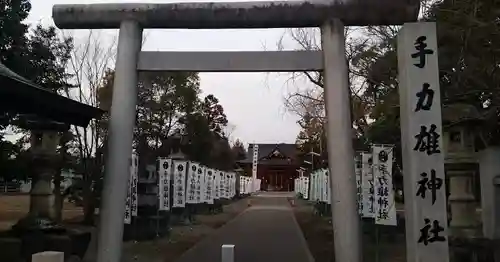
left=52, top=0, right=420, bottom=29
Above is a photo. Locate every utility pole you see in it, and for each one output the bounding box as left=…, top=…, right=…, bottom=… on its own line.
left=306, top=150, right=321, bottom=171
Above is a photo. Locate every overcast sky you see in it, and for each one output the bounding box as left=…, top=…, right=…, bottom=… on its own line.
left=26, top=0, right=318, bottom=146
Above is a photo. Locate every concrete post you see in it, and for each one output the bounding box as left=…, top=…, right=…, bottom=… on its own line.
left=322, top=19, right=361, bottom=262
left=32, top=251, right=64, bottom=262
left=221, top=244, right=235, bottom=262
left=96, top=20, right=142, bottom=262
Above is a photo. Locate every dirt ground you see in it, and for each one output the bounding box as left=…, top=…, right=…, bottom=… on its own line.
left=0, top=194, right=250, bottom=262
left=0, top=194, right=83, bottom=230
left=120, top=197, right=251, bottom=262
left=292, top=199, right=406, bottom=262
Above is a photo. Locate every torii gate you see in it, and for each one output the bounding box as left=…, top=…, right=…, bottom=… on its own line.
left=52, top=1, right=420, bottom=262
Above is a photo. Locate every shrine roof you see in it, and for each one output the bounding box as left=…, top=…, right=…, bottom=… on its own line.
left=237, top=143, right=298, bottom=165
left=0, top=63, right=104, bottom=127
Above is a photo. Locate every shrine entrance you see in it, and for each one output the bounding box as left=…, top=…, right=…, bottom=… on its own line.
left=52, top=2, right=420, bottom=262
left=266, top=171, right=284, bottom=191
left=238, top=143, right=299, bottom=192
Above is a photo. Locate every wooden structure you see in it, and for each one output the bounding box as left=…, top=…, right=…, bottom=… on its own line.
left=0, top=63, right=103, bottom=127
left=237, top=143, right=299, bottom=191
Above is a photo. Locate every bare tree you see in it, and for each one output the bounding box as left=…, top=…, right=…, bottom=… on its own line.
left=62, top=30, right=117, bottom=224
left=280, top=27, right=372, bottom=137
left=282, top=0, right=432, bottom=140
left=223, top=122, right=237, bottom=144
left=279, top=24, right=405, bottom=142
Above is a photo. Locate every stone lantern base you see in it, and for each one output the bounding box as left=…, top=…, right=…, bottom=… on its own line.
left=0, top=226, right=91, bottom=262
left=448, top=170, right=481, bottom=237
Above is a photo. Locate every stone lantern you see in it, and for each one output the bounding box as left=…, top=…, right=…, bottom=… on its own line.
left=442, top=104, right=484, bottom=237
left=14, top=118, right=69, bottom=232
left=0, top=63, right=103, bottom=261
left=167, top=130, right=187, bottom=161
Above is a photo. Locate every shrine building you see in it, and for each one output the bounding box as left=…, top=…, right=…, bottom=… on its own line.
left=237, top=143, right=300, bottom=192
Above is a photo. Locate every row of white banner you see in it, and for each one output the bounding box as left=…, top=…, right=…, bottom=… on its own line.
left=124, top=155, right=261, bottom=224
left=294, top=144, right=397, bottom=226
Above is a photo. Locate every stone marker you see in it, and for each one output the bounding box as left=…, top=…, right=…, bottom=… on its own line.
left=32, top=251, right=64, bottom=262
left=398, top=22, right=450, bottom=262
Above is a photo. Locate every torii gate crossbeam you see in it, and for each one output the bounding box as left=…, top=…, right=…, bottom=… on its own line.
left=52, top=2, right=420, bottom=262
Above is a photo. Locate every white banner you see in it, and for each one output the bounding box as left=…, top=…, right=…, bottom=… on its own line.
left=224, top=173, right=231, bottom=198
left=244, top=176, right=250, bottom=194
left=239, top=176, right=244, bottom=194
left=124, top=153, right=138, bottom=224
left=186, top=162, right=199, bottom=204
left=247, top=176, right=251, bottom=193
left=131, top=153, right=139, bottom=217
left=312, top=172, right=319, bottom=201
left=124, top=167, right=132, bottom=223
left=302, top=177, right=309, bottom=199
left=172, top=160, right=187, bottom=208
left=307, top=174, right=313, bottom=200
left=252, top=144, right=259, bottom=192
left=246, top=176, right=250, bottom=194
left=299, top=177, right=303, bottom=196
left=361, top=152, right=375, bottom=218
left=317, top=171, right=323, bottom=201
left=158, top=158, right=172, bottom=211
left=297, top=177, right=302, bottom=196
left=124, top=177, right=131, bottom=224
left=300, top=177, right=305, bottom=197
left=214, top=170, right=220, bottom=199
left=218, top=171, right=225, bottom=199
left=321, top=170, right=328, bottom=202
left=355, top=153, right=363, bottom=215
left=229, top=173, right=236, bottom=197
left=204, top=169, right=214, bottom=204
left=195, top=165, right=204, bottom=203
left=324, top=170, right=330, bottom=204
left=373, top=145, right=397, bottom=226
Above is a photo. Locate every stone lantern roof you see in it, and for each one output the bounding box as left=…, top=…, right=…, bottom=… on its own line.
left=442, top=103, right=485, bottom=128
left=441, top=103, right=499, bottom=151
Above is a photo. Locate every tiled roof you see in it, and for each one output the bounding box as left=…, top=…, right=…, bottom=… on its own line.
left=238, top=143, right=298, bottom=165
left=0, top=62, right=104, bottom=127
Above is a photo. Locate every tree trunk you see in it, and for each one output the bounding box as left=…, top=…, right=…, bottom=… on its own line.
left=83, top=154, right=105, bottom=225
left=81, top=157, right=97, bottom=225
